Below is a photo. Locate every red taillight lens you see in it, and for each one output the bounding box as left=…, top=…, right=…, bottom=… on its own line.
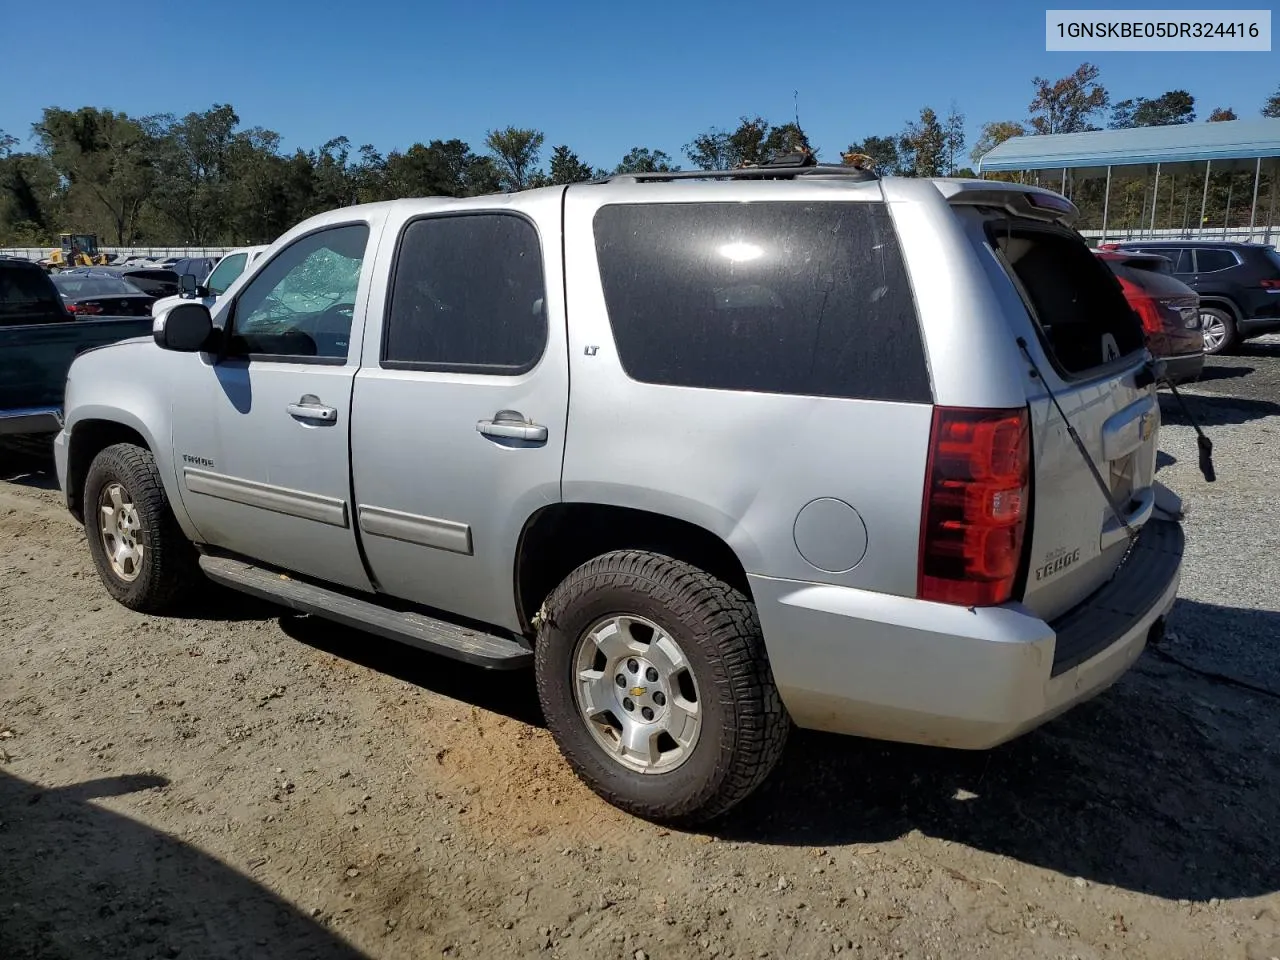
left=1115, top=276, right=1162, bottom=335
left=919, top=407, right=1030, bottom=607
left=66, top=302, right=102, bottom=315
left=1260, top=279, right=1280, bottom=290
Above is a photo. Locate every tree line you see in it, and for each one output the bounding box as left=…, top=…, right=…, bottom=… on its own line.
left=2, top=71, right=1279, bottom=247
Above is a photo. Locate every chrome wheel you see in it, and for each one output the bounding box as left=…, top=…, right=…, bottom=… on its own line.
left=1201, top=311, right=1227, bottom=353
left=98, top=482, right=144, bottom=582
left=572, top=614, right=701, bottom=774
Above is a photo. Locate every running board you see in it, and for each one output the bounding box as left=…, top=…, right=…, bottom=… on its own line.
left=198, top=555, right=532, bottom=670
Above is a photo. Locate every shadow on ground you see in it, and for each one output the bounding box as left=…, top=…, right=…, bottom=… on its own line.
left=281, top=615, right=543, bottom=727
left=1159, top=390, right=1280, bottom=426
left=0, top=771, right=369, bottom=960
left=711, top=597, right=1280, bottom=903
left=0, top=436, right=58, bottom=491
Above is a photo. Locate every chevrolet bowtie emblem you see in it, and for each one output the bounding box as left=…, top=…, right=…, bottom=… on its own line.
left=629, top=687, right=646, bottom=698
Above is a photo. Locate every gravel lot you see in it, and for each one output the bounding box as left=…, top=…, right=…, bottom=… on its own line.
left=2, top=340, right=1278, bottom=960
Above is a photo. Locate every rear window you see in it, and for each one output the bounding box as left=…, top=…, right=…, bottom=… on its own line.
left=51, top=276, right=142, bottom=297
left=1105, top=262, right=1198, bottom=299
left=993, top=225, right=1145, bottom=376
left=1195, top=248, right=1238, bottom=272
left=592, top=201, right=931, bottom=403
left=0, top=266, right=62, bottom=319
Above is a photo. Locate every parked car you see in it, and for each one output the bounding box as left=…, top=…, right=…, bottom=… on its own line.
left=1101, top=240, right=1280, bottom=354
left=170, top=257, right=219, bottom=285
left=1093, top=249, right=1203, bottom=384
left=150, top=245, right=272, bottom=324
left=55, top=174, right=1183, bottom=824
left=59, top=266, right=181, bottom=300
left=50, top=272, right=157, bottom=318
left=1, top=258, right=153, bottom=436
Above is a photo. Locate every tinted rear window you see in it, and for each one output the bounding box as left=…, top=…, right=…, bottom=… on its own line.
left=1107, top=262, right=1198, bottom=299
left=994, top=226, right=1145, bottom=375
left=1195, top=248, right=1237, bottom=272
left=52, top=276, right=142, bottom=297
left=592, top=201, right=930, bottom=403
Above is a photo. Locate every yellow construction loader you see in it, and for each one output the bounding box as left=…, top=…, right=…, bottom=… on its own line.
left=44, top=233, right=111, bottom=271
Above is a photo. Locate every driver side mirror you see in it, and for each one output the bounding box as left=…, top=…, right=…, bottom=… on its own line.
left=178, top=272, right=209, bottom=299
left=153, top=302, right=216, bottom=352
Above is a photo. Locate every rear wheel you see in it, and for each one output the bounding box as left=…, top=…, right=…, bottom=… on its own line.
left=83, top=443, right=198, bottom=613
left=535, top=550, right=789, bottom=825
left=1199, top=306, right=1237, bottom=355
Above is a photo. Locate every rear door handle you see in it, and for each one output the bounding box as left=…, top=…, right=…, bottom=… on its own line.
left=287, top=394, right=338, bottom=423
left=477, top=410, right=548, bottom=443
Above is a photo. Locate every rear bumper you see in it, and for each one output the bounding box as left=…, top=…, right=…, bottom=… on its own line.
left=1161, top=352, right=1204, bottom=385
left=753, top=518, right=1183, bottom=750
left=0, top=406, right=62, bottom=437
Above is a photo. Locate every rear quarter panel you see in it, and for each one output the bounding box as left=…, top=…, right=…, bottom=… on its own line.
left=561, top=181, right=933, bottom=597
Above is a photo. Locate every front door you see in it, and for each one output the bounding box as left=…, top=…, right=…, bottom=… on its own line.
left=170, top=219, right=383, bottom=590
left=350, top=201, right=569, bottom=631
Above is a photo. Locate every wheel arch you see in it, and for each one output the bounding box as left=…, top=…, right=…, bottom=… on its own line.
left=64, top=410, right=193, bottom=538
left=514, top=502, right=754, bottom=635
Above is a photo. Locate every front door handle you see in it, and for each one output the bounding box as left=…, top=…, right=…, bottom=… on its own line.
left=477, top=410, right=548, bottom=443
left=287, top=394, right=338, bottom=423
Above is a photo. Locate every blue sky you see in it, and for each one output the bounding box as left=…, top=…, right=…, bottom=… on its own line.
left=1, top=0, right=1274, bottom=169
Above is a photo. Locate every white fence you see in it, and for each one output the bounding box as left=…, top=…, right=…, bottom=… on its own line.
left=0, top=246, right=237, bottom=262
left=1081, top=226, right=1280, bottom=246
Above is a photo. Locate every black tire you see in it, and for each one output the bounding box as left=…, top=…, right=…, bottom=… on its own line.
left=83, top=442, right=199, bottom=613
left=534, top=550, right=789, bottom=825
left=1199, top=306, right=1238, bottom=355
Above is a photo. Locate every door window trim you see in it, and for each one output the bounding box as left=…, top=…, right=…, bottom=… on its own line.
left=378, top=210, right=549, bottom=376
left=222, top=221, right=372, bottom=367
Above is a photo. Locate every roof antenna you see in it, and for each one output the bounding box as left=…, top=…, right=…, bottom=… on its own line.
left=794, top=89, right=801, bottom=129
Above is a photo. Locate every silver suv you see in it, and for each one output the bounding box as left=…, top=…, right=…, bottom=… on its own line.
left=55, top=166, right=1184, bottom=823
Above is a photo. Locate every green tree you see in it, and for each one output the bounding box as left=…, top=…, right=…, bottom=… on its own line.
left=683, top=128, right=733, bottom=170
left=1263, top=84, right=1280, bottom=118
left=943, top=103, right=966, bottom=175
left=145, top=104, right=240, bottom=243
left=1208, top=106, right=1238, bottom=121
left=761, top=121, right=813, bottom=160
left=614, top=146, right=677, bottom=174
left=33, top=106, right=155, bottom=244
left=899, top=107, right=946, bottom=177
left=484, top=127, right=544, bottom=191
left=547, top=145, right=596, bottom=184
left=970, top=120, right=1026, bottom=165
left=1109, top=90, right=1195, bottom=128
left=842, top=135, right=900, bottom=175
left=1028, top=63, right=1109, bottom=135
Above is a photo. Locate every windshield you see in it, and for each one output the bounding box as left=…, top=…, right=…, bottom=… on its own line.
left=51, top=276, right=143, bottom=297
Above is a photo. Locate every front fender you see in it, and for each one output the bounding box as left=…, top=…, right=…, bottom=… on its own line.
left=62, top=343, right=197, bottom=541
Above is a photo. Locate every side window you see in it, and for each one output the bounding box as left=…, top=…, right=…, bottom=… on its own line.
left=383, top=214, right=547, bottom=373
left=228, top=224, right=370, bottom=361
left=205, top=253, right=247, bottom=296
left=592, top=201, right=931, bottom=402
left=1194, top=248, right=1236, bottom=273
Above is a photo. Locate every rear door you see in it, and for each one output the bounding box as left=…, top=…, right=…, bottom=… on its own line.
left=983, top=220, right=1158, bottom=620
left=350, top=196, right=568, bottom=632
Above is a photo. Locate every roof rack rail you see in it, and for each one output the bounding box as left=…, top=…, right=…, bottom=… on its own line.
left=593, top=164, right=879, bottom=185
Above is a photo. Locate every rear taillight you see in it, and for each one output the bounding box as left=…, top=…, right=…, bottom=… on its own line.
left=66, top=302, right=103, bottom=315
left=919, top=407, right=1030, bottom=607
left=1260, top=279, right=1280, bottom=290
left=1114, top=275, right=1162, bottom=335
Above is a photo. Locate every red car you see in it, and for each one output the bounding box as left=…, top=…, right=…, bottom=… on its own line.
left=1094, top=249, right=1204, bottom=384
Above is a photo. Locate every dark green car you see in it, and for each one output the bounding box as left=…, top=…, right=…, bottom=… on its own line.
left=1, top=257, right=155, bottom=436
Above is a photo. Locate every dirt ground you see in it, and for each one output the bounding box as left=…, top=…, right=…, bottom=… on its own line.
left=3, top=354, right=1280, bottom=960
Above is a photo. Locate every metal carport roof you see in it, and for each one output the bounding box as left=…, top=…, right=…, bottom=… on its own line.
left=978, top=118, right=1280, bottom=177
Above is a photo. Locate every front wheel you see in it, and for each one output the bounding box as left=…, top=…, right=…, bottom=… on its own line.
left=535, top=550, right=789, bottom=825
left=1199, top=306, right=1238, bottom=355
left=83, top=442, right=198, bottom=613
